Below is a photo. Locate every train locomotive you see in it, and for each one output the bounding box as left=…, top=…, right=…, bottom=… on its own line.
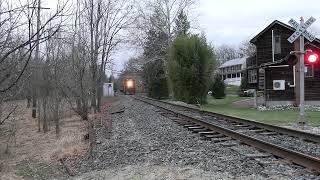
left=122, top=78, right=136, bottom=95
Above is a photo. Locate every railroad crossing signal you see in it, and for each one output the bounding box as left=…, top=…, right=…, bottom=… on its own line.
left=287, top=17, right=316, bottom=43
left=287, top=16, right=317, bottom=127
left=305, top=51, right=319, bottom=64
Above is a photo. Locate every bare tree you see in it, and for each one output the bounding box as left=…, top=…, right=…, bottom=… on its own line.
left=0, top=0, right=69, bottom=134
left=80, top=0, right=136, bottom=112
left=129, top=0, right=195, bottom=81
left=215, top=44, right=241, bottom=65
left=238, top=40, right=256, bottom=57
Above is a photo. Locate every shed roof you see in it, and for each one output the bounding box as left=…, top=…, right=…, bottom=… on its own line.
left=219, top=57, right=247, bottom=68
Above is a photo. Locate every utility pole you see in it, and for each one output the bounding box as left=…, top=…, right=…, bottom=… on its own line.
left=29, top=0, right=50, bottom=132
left=33, top=0, right=42, bottom=132
left=31, top=0, right=41, bottom=119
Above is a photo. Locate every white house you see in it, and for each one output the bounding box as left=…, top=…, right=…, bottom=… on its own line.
left=218, top=57, right=247, bottom=86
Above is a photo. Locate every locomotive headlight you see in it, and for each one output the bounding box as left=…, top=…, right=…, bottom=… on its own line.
left=127, top=80, right=133, bottom=88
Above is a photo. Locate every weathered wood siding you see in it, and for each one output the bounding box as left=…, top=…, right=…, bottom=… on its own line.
left=265, top=66, right=295, bottom=101
left=255, top=24, right=294, bottom=65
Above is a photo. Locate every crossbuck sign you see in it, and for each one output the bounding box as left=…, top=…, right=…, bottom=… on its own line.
left=287, top=17, right=316, bottom=43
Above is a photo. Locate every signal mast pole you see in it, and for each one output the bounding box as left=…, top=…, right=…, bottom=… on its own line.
left=298, top=17, right=306, bottom=126
left=288, top=16, right=317, bottom=127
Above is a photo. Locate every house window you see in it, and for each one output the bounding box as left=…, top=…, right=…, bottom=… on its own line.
left=248, top=69, right=257, bottom=83
left=305, top=65, right=314, bottom=77
left=274, top=35, right=281, bottom=54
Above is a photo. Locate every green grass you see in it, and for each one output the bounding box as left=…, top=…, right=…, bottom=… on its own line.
left=225, top=85, right=239, bottom=95
left=202, top=96, right=320, bottom=126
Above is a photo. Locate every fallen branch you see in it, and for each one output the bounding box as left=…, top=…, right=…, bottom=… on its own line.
left=59, top=158, right=76, bottom=176
left=0, top=105, right=18, bottom=125
left=110, top=109, right=125, bottom=114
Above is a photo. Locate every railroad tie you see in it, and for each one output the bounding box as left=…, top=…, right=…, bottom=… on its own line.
left=183, top=124, right=196, bottom=127
left=219, top=142, right=238, bottom=147
left=259, top=131, right=278, bottom=136
left=190, top=128, right=208, bottom=133
left=210, top=137, right=232, bottom=143
left=170, top=117, right=182, bottom=120
left=198, top=131, right=218, bottom=136
left=173, top=120, right=187, bottom=124
left=249, top=128, right=266, bottom=133
left=234, top=124, right=251, bottom=128
left=202, top=134, right=227, bottom=141
left=245, top=153, right=272, bottom=159
left=187, top=126, right=204, bottom=130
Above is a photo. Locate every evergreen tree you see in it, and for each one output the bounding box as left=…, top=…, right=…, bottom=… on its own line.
left=173, top=10, right=190, bottom=36
left=109, top=75, right=114, bottom=83
left=143, top=59, right=168, bottom=99
left=142, top=23, right=169, bottom=99
left=238, top=72, right=248, bottom=97
left=169, top=34, right=215, bottom=104
left=211, top=74, right=225, bottom=99
left=239, top=73, right=248, bottom=90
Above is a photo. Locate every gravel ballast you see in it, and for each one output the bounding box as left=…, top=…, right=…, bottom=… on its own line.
left=151, top=98, right=320, bottom=158
left=73, top=96, right=318, bottom=180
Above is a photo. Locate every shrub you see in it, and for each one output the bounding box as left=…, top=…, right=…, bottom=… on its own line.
left=238, top=72, right=249, bottom=97
left=168, top=34, right=215, bottom=104
left=148, top=77, right=169, bottom=99
left=143, top=59, right=169, bottom=99
left=211, top=74, right=225, bottom=99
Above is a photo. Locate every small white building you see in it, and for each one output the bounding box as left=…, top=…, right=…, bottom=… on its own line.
left=218, top=57, right=247, bottom=86
left=103, top=83, right=114, bottom=96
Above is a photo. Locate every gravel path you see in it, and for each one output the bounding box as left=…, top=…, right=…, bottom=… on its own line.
left=73, top=96, right=318, bottom=180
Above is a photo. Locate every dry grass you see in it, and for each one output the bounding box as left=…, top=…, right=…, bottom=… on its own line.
left=0, top=99, right=89, bottom=179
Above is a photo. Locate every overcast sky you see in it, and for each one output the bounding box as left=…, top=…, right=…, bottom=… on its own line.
left=44, top=0, right=320, bottom=74
left=112, top=0, right=320, bottom=74
left=197, top=0, right=320, bottom=45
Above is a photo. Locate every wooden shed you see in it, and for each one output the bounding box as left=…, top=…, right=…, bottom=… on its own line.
left=246, top=20, right=320, bottom=106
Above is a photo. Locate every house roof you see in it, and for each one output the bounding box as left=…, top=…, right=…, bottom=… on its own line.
left=219, top=57, right=247, bottom=68
left=250, top=20, right=320, bottom=44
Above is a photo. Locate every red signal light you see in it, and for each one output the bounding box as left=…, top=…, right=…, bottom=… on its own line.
left=306, top=52, right=319, bottom=64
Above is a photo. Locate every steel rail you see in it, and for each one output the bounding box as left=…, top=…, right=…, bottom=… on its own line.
left=138, top=95, right=320, bottom=143
left=134, top=96, right=320, bottom=172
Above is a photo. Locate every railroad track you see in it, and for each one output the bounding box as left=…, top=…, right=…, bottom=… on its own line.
left=133, top=95, right=320, bottom=173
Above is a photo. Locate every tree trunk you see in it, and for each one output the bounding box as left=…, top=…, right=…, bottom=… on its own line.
left=27, top=96, right=31, bottom=108
left=38, top=98, right=41, bottom=132
left=90, top=74, right=97, bottom=113
left=54, top=99, right=59, bottom=137
left=76, top=98, right=81, bottom=113
left=96, top=78, right=103, bottom=112
left=42, top=97, right=48, bottom=133
left=32, top=94, right=37, bottom=118
left=81, top=90, right=89, bottom=121
left=81, top=103, right=88, bottom=121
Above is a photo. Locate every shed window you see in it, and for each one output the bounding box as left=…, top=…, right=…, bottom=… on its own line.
left=305, top=65, right=314, bottom=77
left=274, top=35, right=281, bottom=54
left=248, top=69, right=257, bottom=83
